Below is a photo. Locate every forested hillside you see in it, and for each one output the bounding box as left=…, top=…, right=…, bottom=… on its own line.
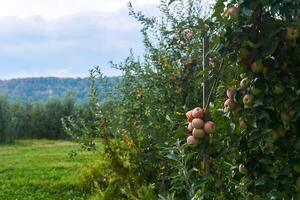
left=0, top=76, right=121, bottom=102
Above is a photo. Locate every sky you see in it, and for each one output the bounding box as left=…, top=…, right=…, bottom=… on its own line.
left=0, top=0, right=160, bottom=80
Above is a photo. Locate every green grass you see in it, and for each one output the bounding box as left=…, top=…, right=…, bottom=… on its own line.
left=0, top=139, right=101, bottom=200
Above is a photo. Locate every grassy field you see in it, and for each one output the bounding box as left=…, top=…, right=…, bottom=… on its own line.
left=0, top=139, right=100, bottom=200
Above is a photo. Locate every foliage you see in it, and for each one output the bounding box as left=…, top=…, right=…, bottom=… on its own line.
left=65, top=0, right=300, bottom=199
left=209, top=0, right=300, bottom=198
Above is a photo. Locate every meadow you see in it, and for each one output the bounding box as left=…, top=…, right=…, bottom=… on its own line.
left=0, top=140, right=100, bottom=200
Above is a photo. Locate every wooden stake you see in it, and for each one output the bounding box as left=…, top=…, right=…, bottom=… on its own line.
left=203, top=34, right=209, bottom=111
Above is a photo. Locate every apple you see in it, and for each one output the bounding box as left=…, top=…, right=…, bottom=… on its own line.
left=251, top=78, right=265, bottom=95
left=186, top=111, right=194, bottom=122
left=185, top=58, right=195, bottom=66
left=239, top=118, right=247, bottom=129
left=192, top=107, right=204, bottom=118
left=192, top=128, right=205, bottom=139
left=282, top=63, right=290, bottom=74
left=270, top=130, right=279, bottom=141
left=187, top=135, right=199, bottom=146
left=250, top=86, right=263, bottom=95
left=192, top=118, right=204, bottom=129
left=224, top=98, right=236, bottom=113
left=285, top=27, right=299, bottom=41
left=251, top=59, right=264, bottom=74
left=239, top=48, right=249, bottom=60
left=226, top=88, right=236, bottom=99
left=243, top=94, right=254, bottom=106
left=240, top=78, right=249, bottom=88
left=224, top=6, right=240, bottom=17
left=294, top=165, right=300, bottom=174
left=187, top=123, right=193, bottom=132
left=240, top=73, right=247, bottom=79
left=296, top=177, right=300, bottom=189
left=272, top=84, right=284, bottom=95
left=239, top=164, right=248, bottom=174
left=246, top=40, right=261, bottom=48
left=184, top=31, right=193, bottom=41
left=281, top=110, right=294, bottom=122
left=203, top=121, right=214, bottom=134
left=277, top=128, right=286, bottom=138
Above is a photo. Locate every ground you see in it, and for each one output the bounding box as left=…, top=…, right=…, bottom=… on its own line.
left=0, top=139, right=100, bottom=200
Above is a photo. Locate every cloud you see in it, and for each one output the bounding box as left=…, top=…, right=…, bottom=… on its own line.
left=0, top=0, right=160, bottom=19
left=0, top=2, right=160, bottom=79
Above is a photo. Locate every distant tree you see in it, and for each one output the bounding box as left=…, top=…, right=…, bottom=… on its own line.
left=0, top=96, right=14, bottom=143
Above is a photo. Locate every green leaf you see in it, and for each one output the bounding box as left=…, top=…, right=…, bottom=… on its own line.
left=168, top=0, right=177, bottom=5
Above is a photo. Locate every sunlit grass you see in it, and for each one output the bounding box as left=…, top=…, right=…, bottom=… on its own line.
left=0, top=139, right=101, bottom=200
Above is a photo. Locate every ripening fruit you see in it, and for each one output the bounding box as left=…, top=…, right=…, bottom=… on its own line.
left=192, top=107, right=204, bottom=118
left=243, top=94, right=254, bottom=106
left=239, top=118, right=247, bottom=129
left=272, top=84, right=284, bottom=95
left=224, top=6, right=240, bottom=17
left=250, top=86, right=263, bottom=95
left=282, top=63, right=290, bottom=74
left=270, top=130, right=280, bottom=141
left=296, top=177, right=300, bottom=189
left=186, top=111, right=193, bottom=122
left=240, top=78, right=249, bottom=88
left=192, top=128, right=205, bottom=139
left=285, top=27, right=299, bottom=41
left=192, top=118, right=204, bottom=129
left=226, top=88, right=236, bottom=99
left=251, top=60, right=264, bottom=74
left=239, top=164, right=248, bottom=174
left=239, top=48, right=249, bottom=60
left=203, top=121, right=214, bottom=134
left=294, top=165, right=300, bottom=174
left=187, top=135, right=199, bottom=146
left=281, top=110, right=294, bottom=122
left=187, top=123, right=193, bottom=132
left=224, top=98, right=236, bottom=113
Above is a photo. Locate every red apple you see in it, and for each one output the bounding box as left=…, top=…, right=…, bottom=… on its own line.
left=243, top=94, right=254, bottom=106
left=187, top=123, right=193, bottom=132
left=203, top=121, right=214, bottom=134
left=187, top=135, right=199, bottom=146
left=224, top=6, right=240, bottom=17
left=192, top=118, right=204, bottom=129
left=251, top=60, right=264, bottom=74
left=226, top=88, right=236, bottom=99
left=192, top=107, right=204, bottom=118
left=224, top=98, right=236, bottom=113
left=192, top=128, right=205, bottom=139
left=186, top=110, right=193, bottom=122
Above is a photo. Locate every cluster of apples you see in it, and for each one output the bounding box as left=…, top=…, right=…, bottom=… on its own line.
left=224, top=86, right=255, bottom=112
left=185, top=107, right=214, bottom=146
left=224, top=88, right=238, bottom=113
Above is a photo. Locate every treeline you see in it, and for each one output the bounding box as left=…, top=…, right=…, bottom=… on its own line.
left=0, top=93, right=95, bottom=143
left=0, top=76, right=121, bottom=102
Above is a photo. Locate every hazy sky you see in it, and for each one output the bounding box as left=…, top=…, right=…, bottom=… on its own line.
left=0, top=0, right=160, bottom=79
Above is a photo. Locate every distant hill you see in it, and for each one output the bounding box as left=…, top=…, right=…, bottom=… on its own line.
left=0, top=77, right=121, bottom=102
